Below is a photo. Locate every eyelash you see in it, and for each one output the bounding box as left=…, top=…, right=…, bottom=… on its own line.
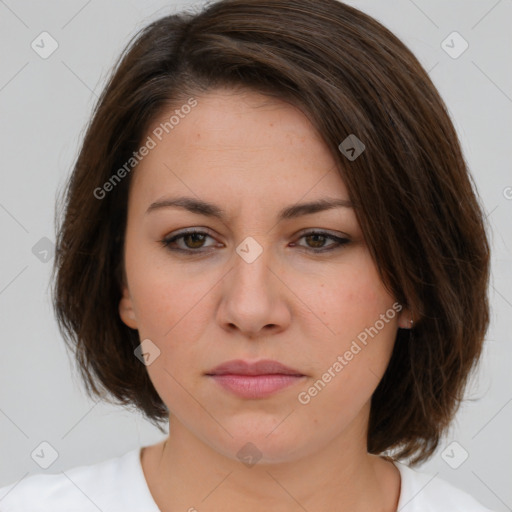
left=160, top=229, right=350, bottom=254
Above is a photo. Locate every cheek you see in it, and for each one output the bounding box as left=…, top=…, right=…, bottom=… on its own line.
left=295, top=253, right=399, bottom=406
left=124, top=235, right=206, bottom=336
left=125, top=255, right=212, bottom=412
left=124, top=240, right=219, bottom=389
left=303, top=251, right=397, bottom=342
left=296, top=323, right=397, bottom=441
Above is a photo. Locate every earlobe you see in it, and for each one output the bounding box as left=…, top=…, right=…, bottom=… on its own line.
left=119, top=286, right=138, bottom=329
left=397, top=307, right=414, bottom=329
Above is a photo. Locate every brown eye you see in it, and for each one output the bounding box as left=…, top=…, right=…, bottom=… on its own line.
left=304, top=233, right=328, bottom=249
left=181, top=233, right=208, bottom=249
left=161, top=230, right=217, bottom=252
left=294, top=231, right=351, bottom=252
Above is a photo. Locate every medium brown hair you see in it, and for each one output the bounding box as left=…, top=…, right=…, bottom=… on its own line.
left=52, top=0, right=490, bottom=465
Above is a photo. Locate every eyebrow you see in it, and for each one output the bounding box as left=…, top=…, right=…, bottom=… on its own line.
left=146, top=196, right=353, bottom=221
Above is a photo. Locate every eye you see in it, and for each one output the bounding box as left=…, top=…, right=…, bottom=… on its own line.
left=160, top=229, right=217, bottom=252
left=160, top=229, right=351, bottom=254
left=292, top=231, right=351, bottom=253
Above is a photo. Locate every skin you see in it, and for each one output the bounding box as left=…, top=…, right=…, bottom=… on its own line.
left=119, top=87, right=413, bottom=512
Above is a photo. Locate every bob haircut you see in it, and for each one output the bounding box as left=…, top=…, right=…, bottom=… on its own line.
left=52, top=0, right=490, bottom=465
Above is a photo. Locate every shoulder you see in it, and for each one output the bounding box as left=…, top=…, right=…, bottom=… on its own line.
left=395, top=461, right=495, bottom=512
left=0, top=448, right=155, bottom=512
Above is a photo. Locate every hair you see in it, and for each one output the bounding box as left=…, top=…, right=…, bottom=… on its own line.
left=52, top=0, right=490, bottom=466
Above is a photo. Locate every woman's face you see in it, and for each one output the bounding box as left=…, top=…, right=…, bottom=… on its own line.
left=120, top=87, right=409, bottom=464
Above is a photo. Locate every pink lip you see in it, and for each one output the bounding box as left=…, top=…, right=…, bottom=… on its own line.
left=206, top=359, right=305, bottom=399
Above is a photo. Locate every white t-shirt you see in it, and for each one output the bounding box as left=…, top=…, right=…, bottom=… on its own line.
left=0, top=447, right=495, bottom=511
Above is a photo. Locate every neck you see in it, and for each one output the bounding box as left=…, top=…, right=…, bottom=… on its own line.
left=141, top=414, right=401, bottom=512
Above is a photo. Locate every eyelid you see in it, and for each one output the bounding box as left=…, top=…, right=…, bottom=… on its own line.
left=296, top=227, right=350, bottom=239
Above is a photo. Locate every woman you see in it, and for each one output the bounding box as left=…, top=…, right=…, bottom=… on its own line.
left=0, top=0, right=494, bottom=510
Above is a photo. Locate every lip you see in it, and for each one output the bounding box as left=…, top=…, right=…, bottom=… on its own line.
left=207, top=359, right=303, bottom=376
left=206, top=359, right=305, bottom=399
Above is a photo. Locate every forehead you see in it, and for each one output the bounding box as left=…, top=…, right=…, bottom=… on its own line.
left=131, top=88, right=349, bottom=210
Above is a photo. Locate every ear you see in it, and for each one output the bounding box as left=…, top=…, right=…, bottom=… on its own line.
left=397, top=306, right=414, bottom=329
left=119, top=284, right=138, bottom=329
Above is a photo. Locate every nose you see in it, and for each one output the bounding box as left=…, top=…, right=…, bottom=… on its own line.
left=217, top=241, right=291, bottom=338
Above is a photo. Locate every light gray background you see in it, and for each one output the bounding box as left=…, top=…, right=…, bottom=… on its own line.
left=0, top=0, right=510, bottom=510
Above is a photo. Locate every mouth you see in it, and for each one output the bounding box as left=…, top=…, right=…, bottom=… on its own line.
left=205, top=359, right=306, bottom=399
